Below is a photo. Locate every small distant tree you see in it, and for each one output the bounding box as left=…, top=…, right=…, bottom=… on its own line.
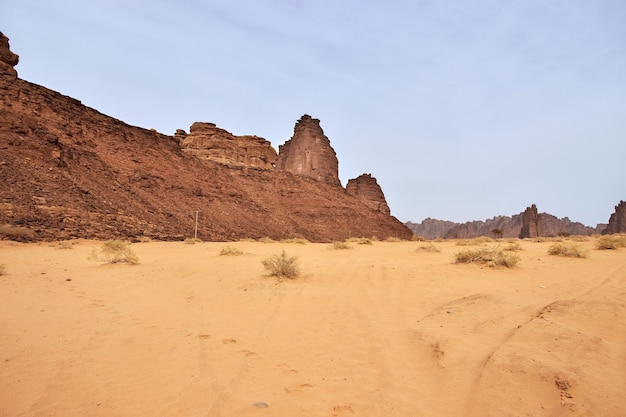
left=491, top=228, right=504, bottom=239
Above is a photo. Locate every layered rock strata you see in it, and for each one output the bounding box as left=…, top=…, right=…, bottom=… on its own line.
left=180, top=122, right=277, bottom=169
left=346, top=174, right=390, bottom=215
left=275, top=114, right=341, bottom=186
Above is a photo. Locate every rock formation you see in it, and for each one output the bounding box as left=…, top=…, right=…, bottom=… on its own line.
left=519, top=204, right=545, bottom=239
left=275, top=115, right=341, bottom=186
left=0, top=33, right=413, bottom=242
left=0, top=32, right=19, bottom=77
left=180, top=122, right=277, bottom=169
left=602, top=200, right=626, bottom=234
left=406, top=205, right=595, bottom=239
left=346, top=174, right=390, bottom=215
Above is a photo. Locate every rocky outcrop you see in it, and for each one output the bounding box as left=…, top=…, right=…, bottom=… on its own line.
left=0, top=32, right=19, bottom=77
left=0, top=35, right=413, bottom=242
left=180, top=122, right=277, bottom=169
left=275, top=114, right=341, bottom=186
left=519, top=204, right=545, bottom=239
left=602, top=201, right=626, bottom=235
left=406, top=205, right=595, bottom=239
left=346, top=174, right=390, bottom=215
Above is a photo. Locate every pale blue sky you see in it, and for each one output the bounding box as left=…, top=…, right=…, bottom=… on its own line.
left=2, top=0, right=625, bottom=226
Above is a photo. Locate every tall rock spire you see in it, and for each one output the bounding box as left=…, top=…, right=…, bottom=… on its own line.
left=0, top=32, right=19, bottom=77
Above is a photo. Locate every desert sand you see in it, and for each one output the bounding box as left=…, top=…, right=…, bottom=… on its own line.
left=1, top=238, right=624, bottom=417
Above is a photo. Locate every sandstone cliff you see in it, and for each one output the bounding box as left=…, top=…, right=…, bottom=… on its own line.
left=519, top=204, right=545, bottom=239
left=602, top=200, right=626, bottom=235
left=275, top=115, right=341, bottom=186
left=0, top=32, right=19, bottom=77
left=179, top=122, right=277, bottom=169
left=0, top=37, right=412, bottom=242
left=346, top=174, right=390, bottom=215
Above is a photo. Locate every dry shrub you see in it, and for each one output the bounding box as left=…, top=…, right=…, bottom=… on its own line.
left=595, top=235, right=626, bottom=250
left=258, top=237, right=276, bottom=244
left=184, top=238, right=202, bottom=244
left=384, top=236, right=403, bottom=242
left=503, top=242, right=523, bottom=252
left=220, top=245, right=243, bottom=256
left=262, top=250, right=299, bottom=279
left=547, top=243, right=589, bottom=258
left=331, top=241, right=353, bottom=250
left=281, top=238, right=309, bottom=244
left=473, top=236, right=494, bottom=245
left=417, top=243, right=441, bottom=253
left=0, top=224, right=35, bottom=241
left=89, top=240, right=139, bottom=264
left=411, top=235, right=426, bottom=242
left=55, top=241, right=74, bottom=250
left=347, top=237, right=373, bottom=245
left=454, top=246, right=520, bottom=268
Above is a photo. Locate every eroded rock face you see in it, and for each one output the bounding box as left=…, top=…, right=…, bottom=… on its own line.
left=275, top=114, right=341, bottom=186
left=520, top=204, right=545, bottom=238
left=0, top=32, right=19, bottom=77
left=346, top=173, right=390, bottom=215
left=180, top=122, right=277, bottom=169
left=602, top=201, right=626, bottom=234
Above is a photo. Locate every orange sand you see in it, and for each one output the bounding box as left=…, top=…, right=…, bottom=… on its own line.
left=1, top=238, right=624, bottom=417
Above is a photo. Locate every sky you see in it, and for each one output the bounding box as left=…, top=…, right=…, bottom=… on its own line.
left=2, top=0, right=625, bottom=226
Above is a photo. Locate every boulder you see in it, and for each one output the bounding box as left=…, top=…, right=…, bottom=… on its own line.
left=180, top=122, right=277, bottom=169
left=602, top=200, right=626, bottom=234
left=0, top=32, right=19, bottom=77
left=346, top=173, right=390, bottom=215
left=275, top=114, right=341, bottom=186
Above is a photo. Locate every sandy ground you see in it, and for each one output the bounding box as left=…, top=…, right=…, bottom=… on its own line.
left=0, top=238, right=624, bottom=417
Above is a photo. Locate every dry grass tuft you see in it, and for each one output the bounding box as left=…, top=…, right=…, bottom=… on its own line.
left=220, top=246, right=243, bottom=256
left=595, top=234, right=626, bottom=250
left=258, top=237, right=276, bottom=244
left=331, top=241, right=353, bottom=250
left=347, top=237, right=373, bottom=245
left=262, top=250, right=300, bottom=279
left=547, top=243, right=589, bottom=258
left=417, top=243, right=441, bottom=252
left=89, top=240, right=139, bottom=265
left=454, top=245, right=520, bottom=268
left=280, top=238, right=309, bottom=245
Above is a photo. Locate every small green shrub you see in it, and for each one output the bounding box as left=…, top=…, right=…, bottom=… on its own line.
left=454, top=246, right=520, bottom=268
left=89, top=240, right=139, bottom=264
left=262, top=250, right=300, bottom=279
left=220, top=245, right=243, bottom=256
left=547, top=243, right=589, bottom=258
left=330, top=241, right=353, bottom=250
left=596, top=235, right=626, bottom=250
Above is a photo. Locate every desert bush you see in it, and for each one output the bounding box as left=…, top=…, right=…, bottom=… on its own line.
left=347, top=237, right=373, bottom=245
left=417, top=244, right=441, bottom=252
left=503, top=242, right=523, bottom=252
left=281, top=238, right=309, bottom=244
left=454, top=246, right=520, bottom=268
left=384, top=236, right=403, bottom=242
left=411, top=235, right=426, bottom=242
left=258, top=237, right=276, bottom=244
left=595, top=235, right=626, bottom=250
left=220, top=245, right=243, bottom=256
left=331, top=241, right=353, bottom=250
left=0, top=264, right=6, bottom=275
left=184, top=238, right=202, bottom=244
left=56, top=241, right=74, bottom=250
left=547, top=243, right=589, bottom=258
left=89, top=240, right=139, bottom=265
left=0, top=224, right=35, bottom=241
left=262, top=250, right=299, bottom=279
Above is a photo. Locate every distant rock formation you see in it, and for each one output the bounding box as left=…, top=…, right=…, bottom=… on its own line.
left=346, top=174, right=390, bottom=215
left=0, top=32, right=19, bottom=77
left=275, top=114, right=341, bottom=186
left=519, top=204, right=545, bottom=238
left=406, top=204, right=595, bottom=239
left=179, top=122, right=277, bottom=169
left=602, top=200, right=626, bottom=234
